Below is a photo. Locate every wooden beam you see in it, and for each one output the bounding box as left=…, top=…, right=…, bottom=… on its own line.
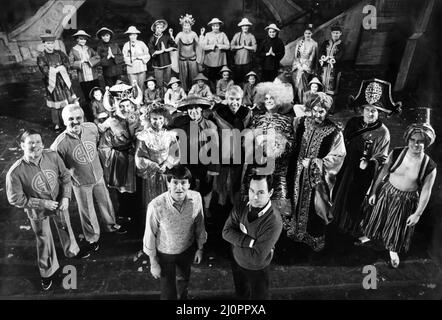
left=394, top=0, right=435, bottom=91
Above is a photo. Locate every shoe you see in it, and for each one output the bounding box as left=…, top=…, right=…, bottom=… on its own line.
left=113, top=225, right=128, bottom=235
left=41, top=277, right=53, bottom=291
left=75, top=248, right=91, bottom=259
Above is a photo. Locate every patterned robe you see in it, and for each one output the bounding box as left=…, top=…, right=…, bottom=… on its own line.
left=135, top=127, right=180, bottom=210
left=319, top=39, right=344, bottom=95
left=286, top=117, right=346, bottom=251
left=36, top=50, right=77, bottom=109
left=291, top=38, right=318, bottom=103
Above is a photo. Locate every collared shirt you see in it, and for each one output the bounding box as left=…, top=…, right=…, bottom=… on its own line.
left=231, top=32, right=257, bottom=65
left=51, top=122, right=103, bottom=187
left=6, top=150, right=72, bottom=221
left=143, top=190, right=207, bottom=257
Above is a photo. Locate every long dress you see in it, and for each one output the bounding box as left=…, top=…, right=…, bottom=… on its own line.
left=332, top=116, right=390, bottom=236
left=135, top=127, right=180, bottom=210
left=291, top=38, right=318, bottom=103
left=36, top=50, right=76, bottom=109
left=319, top=39, right=344, bottom=95
left=240, top=110, right=294, bottom=216
left=286, top=116, right=346, bottom=251
left=175, top=31, right=201, bottom=92
left=257, top=36, right=285, bottom=82
left=98, top=115, right=137, bottom=193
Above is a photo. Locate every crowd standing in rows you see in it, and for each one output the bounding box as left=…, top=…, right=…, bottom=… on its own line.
left=6, top=15, right=437, bottom=300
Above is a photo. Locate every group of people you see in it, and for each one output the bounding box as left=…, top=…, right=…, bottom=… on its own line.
left=5, top=15, right=437, bottom=300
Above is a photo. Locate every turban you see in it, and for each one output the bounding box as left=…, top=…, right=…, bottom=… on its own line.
left=404, top=123, right=436, bottom=147
left=306, top=92, right=333, bottom=112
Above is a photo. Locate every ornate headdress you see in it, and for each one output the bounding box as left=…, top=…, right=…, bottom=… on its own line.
left=349, top=78, right=402, bottom=115
left=179, top=14, right=195, bottom=26
left=103, top=82, right=142, bottom=112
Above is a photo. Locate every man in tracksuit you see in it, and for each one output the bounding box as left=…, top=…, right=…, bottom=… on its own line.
left=222, top=174, right=282, bottom=299
left=6, top=129, right=82, bottom=290
left=51, top=104, right=126, bottom=252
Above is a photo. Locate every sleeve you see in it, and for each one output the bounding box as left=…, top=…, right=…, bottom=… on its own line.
left=250, top=34, right=257, bottom=52
left=167, top=35, right=177, bottom=49
left=369, top=129, right=390, bottom=167
left=222, top=206, right=255, bottom=248
left=56, top=153, right=72, bottom=200
left=202, top=34, right=212, bottom=51
left=134, top=138, right=159, bottom=178
left=60, top=51, right=71, bottom=70
left=6, top=168, right=44, bottom=210
left=140, top=41, right=151, bottom=64
left=69, top=49, right=82, bottom=70
left=230, top=33, right=239, bottom=50
left=143, top=201, right=160, bottom=258
left=320, top=131, right=346, bottom=177
left=36, top=54, right=49, bottom=78
left=180, top=88, right=187, bottom=100
left=147, top=36, right=155, bottom=56
left=122, top=43, right=132, bottom=65
left=216, top=80, right=222, bottom=96
left=164, top=133, right=181, bottom=169
left=97, top=45, right=110, bottom=66
left=193, top=193, right=208, bottom=249
left=89, top=48, right=101, bottom=67
left=188, top=84, right=196, bottom=96
left=164, top=89, right=172, bottom=105
left=220, top=33, right=230, bottom=50
left=276, top=39, right=285, bottom=61
left=114, top=44, right=124, bottom=65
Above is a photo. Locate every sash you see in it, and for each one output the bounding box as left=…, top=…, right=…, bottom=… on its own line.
left=345, top=120, right=382, bottom=144
left=48, top=65, right=72, bottom=93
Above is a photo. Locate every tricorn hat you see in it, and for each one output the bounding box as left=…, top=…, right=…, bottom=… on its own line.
left=177, top=96, right=212, bottom=111
left=349, top=78, right=402, bottom=115
left=72, top=30, right=91, bottom=38
left=40, top=29, right=56, bottom=42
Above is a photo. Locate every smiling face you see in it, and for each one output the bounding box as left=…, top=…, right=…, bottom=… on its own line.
left=268, top=29, right=277, bottom=38
left=77, top=36, right=87, bottom=46
left=248, top=76, right=256, bottom=85
left=363, top=105, right=379, bottom=124
left=168, top=178, right=190, bottom=202
left=43, top=41, right=55, bottom=53
left=129, top=33, right=138, bottom=42
left=197, top=80, right=205, bottom=88
left=155, top=23, right=165, bottom=34
left=222, top=72, right=230, bottom=80
left=264, top=93, right=276, bottom=111
left=64, top=108, right=84, bottom=135
left=101, top=33, right=111, bottom=43
left=249, top=178, right=273, bottom=208
left=171, top=83, right=179, bottom=90
left=150, top=113, right=165, bottom=131
left=188, top=106, right=202, bottom=121
left=118, top=100, right=134, bottom=118
left=227, top=94, right=242, bottom=114
left=21, top=134, right=44, bottom=161
left=147, top=81, right=156, bottom=90
left=241, top=25, right=250, bottom=33
left=408, top=132, right=426, bottom=155
left=312, top=105, right=327, bottom=124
